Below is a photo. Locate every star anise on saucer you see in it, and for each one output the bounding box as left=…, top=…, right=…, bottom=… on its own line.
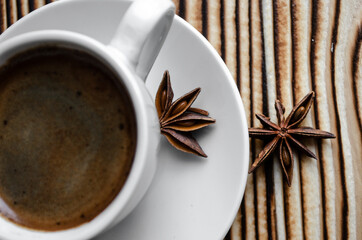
left=248, top=92, right=335, bottom=186
left=155, top=70, right=215, bottom=157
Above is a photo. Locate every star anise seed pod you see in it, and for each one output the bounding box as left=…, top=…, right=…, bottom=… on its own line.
left=156, top=71, right=215, bottom=157
left=248, top=92, right=335, bottom=186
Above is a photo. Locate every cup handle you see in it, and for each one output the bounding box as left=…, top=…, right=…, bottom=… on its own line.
left=109, top=0, right=175, bottom=81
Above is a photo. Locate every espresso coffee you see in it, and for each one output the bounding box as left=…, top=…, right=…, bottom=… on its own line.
left=0, top=46, right=137, bottom=231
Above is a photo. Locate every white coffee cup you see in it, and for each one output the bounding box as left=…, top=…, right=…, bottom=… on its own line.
left=0, top=0, right=175, bottom=239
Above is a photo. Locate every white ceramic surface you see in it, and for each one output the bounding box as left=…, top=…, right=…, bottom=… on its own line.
left=0, top=0, right=249, bottom=239
left=0, top=29, right=162, bottom=240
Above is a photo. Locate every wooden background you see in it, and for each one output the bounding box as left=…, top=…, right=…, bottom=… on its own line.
left=1, top=0, right=361, bottom=239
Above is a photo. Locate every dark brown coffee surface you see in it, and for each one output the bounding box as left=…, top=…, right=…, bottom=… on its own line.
left=0, top=46, right=136, bottom=231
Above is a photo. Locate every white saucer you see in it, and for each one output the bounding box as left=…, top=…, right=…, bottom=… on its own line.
left=0, top=0, right=249, bottom=239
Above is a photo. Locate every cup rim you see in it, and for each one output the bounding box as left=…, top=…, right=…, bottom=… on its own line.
left=0, top=30, right=151, bottom=240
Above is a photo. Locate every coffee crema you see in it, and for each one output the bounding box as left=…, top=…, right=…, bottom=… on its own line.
left=0, top=46, right=137, bottom=231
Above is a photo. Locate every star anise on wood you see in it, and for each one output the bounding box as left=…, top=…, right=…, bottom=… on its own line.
left=155, top=70, right=215, bottom=157
left=248, top=92, right=335, bottom=186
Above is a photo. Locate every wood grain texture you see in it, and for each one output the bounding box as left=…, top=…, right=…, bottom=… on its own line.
left=250, top=0, right=268, bottom=239
left=309, top=0, right=337, bottom=239
left=1, top=0, right=361, bottom=239
left=290, top=1, right=321, bottom=239
left=0, top=0, right=7, bottom=32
